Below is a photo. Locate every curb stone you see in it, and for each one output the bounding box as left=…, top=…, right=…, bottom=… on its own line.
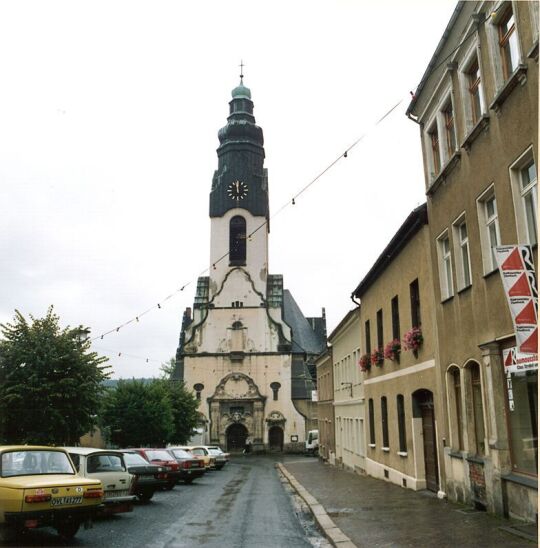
left=276, top=463, right=358, bottom=548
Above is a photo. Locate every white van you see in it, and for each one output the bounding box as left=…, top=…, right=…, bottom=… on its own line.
left=305, top=430, right=319, bottom=455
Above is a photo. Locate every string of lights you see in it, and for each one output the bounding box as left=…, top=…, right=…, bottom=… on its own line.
left=90, top=5, right=502, bottom=362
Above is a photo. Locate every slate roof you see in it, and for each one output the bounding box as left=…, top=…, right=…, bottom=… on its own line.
left=283, top=289, right=326, bottom=355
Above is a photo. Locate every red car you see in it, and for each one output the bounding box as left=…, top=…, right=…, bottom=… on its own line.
left=130, top=449, right=182, bottom=490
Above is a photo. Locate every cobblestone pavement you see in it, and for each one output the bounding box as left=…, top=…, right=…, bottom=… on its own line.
left=283, top=458, right=536, bottom=547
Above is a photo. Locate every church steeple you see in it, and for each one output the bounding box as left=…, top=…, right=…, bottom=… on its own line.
left=209, top=77, right=269, bottom=219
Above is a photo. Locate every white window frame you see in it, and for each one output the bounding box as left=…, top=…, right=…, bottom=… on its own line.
left=476, top=185, right=502, bottom=274
left=458, top=41, right=486, bottom=132
left=437, top=229, right=454, bottom=300
left=452, top=213, right=473, bottom=290
left=486, top=1, right=523, bottom=91
left=510, top=147, right=537, bottom=246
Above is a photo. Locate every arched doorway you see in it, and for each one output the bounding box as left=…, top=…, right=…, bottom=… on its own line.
left=226, top=423, right=248, bottom=452
left=268, top=426, right=284, bottom=452
left=412, top=389, right=439, bottom=492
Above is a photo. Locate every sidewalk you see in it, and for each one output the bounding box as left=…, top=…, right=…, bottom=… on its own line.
left=280, top=458, right=536, bottom=547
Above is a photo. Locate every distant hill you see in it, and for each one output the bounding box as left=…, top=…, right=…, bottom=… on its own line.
left=102, top=378, right=157, bottom=388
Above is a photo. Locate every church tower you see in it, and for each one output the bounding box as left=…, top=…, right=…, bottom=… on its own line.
left=176, top=76, right=326, bottom=452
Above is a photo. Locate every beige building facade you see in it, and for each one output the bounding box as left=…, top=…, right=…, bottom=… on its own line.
left=330, top=309, right=366, bottom=474
left=407, top=1, right=538, bottom=521
left=315, top=348, right=335, bottom=462
left=353, top=205, right=445, bottom=494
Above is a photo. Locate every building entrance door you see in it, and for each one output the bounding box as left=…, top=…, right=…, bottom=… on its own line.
left=226, top=423, right=248, bottom=452
left=416, top=390, right=439, bottom=492
left=268, top=426, right=284, bottom=451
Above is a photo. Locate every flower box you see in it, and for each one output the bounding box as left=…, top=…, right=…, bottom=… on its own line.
left=402, top=326, right=423, bottom=357
left=359, top=353, right=371, bottom=372
left=370, top=348, right=384, bottom=367
left=383, top=339, right=401, bottom=362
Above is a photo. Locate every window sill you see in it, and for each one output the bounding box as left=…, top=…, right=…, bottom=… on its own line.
left=229, top=260, right=246, bottom=267
left=461, top=114, right=490, bottom=153
left=397, top=451, right=408, bottom=457
left=490, top=64, right=528, bottom=115
left=382, top=447, right=390, bottom=453
left=501, top=472, right=538, bottom=489
left=483, top=267, right=499, bottom=280
left=441, top=294, right=454, bottom=304
left=449, top=450, right=464, bottom=460
left=527, top=39, right=539, bottom=62
left=466, top=454, right=485, bottom=465
left=369, top=443, right=376, bottom=449
left=457, top=284, right=472, bottom=296
left=427, top=151, right=461, bottom=196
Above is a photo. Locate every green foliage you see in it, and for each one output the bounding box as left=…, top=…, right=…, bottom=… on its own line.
left=0, top=307, right=110, bottom=445
left=100, top=379, right=174, bottom=447
left=99, top=357, right=199, bottom=447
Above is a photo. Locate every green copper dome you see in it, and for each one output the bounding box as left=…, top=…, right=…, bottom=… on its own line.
left=231, top=81, right=251, bottom=99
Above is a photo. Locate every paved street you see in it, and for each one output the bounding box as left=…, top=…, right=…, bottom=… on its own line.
left=1, top=455, right=326, bottom=548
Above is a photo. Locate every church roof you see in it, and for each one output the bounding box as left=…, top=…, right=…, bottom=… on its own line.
left=283, top=290, right=326, bottom=355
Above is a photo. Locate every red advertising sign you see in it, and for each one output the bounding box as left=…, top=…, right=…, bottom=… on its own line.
left=495, top=245, right=538, bottom=354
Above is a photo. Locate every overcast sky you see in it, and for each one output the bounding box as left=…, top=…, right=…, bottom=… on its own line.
left=0, top=0, right=457, bottom=378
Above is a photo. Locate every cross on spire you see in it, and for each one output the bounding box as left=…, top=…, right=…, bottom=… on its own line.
left=239, top=59, right=245, bottom=83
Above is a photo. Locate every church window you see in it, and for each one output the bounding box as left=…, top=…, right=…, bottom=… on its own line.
left=230, top=216, right=247, bottom=265
left=270, top=382, right=281, bottom=401
left=193, top=383, right=204, bottom=401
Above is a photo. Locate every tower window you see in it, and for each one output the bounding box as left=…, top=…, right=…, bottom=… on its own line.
left=230, top=216, right=247, bottom=265
left=193, top=383, right=204, bottom=401
left=270, top=382, right=281, bottom=401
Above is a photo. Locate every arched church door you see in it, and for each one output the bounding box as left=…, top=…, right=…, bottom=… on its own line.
left=226, top=423, right=248, bottom=452
left=268, top=426, right=284, bottom=452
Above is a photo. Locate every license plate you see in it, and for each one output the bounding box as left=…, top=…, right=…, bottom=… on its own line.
left=51, top=496, right=83, bottom=506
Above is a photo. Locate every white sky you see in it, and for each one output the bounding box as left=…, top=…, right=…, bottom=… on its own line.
left=0, top=0, right=457, bottom=378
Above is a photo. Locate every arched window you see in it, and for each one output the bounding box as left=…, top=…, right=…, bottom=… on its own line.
left=467, top=362, right=486, bottom=455
left=397, top=394, right=407, bottom=452
left=270, top=382, right=281, bottom=401
left=230, top=216, right=246, bottom=265
left=193, top=383, right=204, bottom=401
left=449, top=367, right=464, bottom=450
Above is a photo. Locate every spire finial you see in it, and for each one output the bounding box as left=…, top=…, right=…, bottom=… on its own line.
left=239, top=59, right=245, bottom=84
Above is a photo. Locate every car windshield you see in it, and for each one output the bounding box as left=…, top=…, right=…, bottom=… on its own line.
left=169, top=449, right=192, bottom=459
left=122, top=453, right=150, bottom=466
left=1, top=450, right=75, bottom=477
left=207, top=447, right=223, bottom=453
left=146, top=450, right=172, bottom=461
left=207, top=449, right=220, bottom=456
left=190, top=448, right=207, bottom=456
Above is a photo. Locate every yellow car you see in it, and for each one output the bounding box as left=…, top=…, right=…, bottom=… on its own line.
left=178, top=446, right=217, bottom=470
left=0, top=446, right=103, bottom=541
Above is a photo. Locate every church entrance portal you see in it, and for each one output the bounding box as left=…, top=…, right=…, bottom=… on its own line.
left=268, top=426, right=284, bottom=452
left=226, top=423, right=248, bottom=452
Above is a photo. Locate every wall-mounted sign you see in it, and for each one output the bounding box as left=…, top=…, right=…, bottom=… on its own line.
left=495, top=245, right=538, bottom=354
left=502, top=347, right=538, bottom=374
left=311, top=390, right=318, bottom=402
left=290, top=435, right=298, bottom=442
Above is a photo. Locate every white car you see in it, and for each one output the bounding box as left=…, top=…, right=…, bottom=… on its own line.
left=63, top=447, right=136, bottom=514
left=204, top=446, right=230, bottom=470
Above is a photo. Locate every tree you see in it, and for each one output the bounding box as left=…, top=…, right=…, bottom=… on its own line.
left=100, top=379, right=174, bottom=447
left=0, top=307, right=110, bottom=445
left=159, top=358, right=200, bottom=444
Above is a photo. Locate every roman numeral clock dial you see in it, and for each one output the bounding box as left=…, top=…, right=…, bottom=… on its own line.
left=227, top=180, right=249, bottom=201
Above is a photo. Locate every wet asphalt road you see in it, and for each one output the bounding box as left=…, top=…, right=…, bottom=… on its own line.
left=2, top=455, right=325, bottom=548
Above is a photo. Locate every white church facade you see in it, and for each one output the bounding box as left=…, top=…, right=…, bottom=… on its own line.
left=174, top=77, right=326, bottom=452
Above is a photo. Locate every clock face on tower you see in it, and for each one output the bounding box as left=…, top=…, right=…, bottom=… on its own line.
left=227, top=180, right=249, bottom=201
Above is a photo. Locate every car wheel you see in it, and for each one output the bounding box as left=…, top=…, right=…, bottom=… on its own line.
left=138, top=491, right=154, bottom=502
left=56, top=520, right=80, bottom=540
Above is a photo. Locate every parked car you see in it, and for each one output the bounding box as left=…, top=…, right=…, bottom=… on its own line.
left=130, top=448, right=182, bottom=490
left=178, top=446, right=216, bottom=470
left=118, top=450, right=169, bottom=502
left=0, top=445, right=103, bottom=541
left=204, top=446, right=230, bottom=470
left=166, top=448, right=206, bottom=484
left=63, top=447, right=135, bottom=514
